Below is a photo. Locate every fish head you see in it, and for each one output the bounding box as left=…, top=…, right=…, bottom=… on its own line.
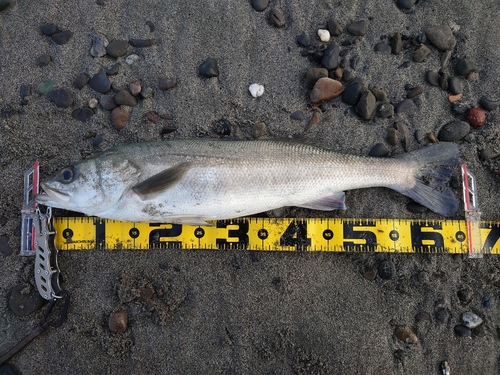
left=35, top=151, right=141, bottom=215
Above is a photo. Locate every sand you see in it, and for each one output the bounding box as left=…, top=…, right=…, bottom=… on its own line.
left=1, top=0, right=500, bottom=373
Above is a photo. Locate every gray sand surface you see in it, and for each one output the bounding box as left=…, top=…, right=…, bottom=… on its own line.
left=1, top=0, right=500, bottom=373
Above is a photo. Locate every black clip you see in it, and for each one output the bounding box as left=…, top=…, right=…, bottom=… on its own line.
left=44, top=290, right=70, bottom=328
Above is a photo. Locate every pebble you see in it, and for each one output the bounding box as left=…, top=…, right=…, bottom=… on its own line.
left=146, top=20, right=156, bottom=32
left=317, top=29, right=330, bottom=42
left=106, top=40, right=129, bottom=57
left=290, top=110, right=304, bottom=121
left=9, top=284, right=43, bottom=316
left=435, top=307, right=449, bottom=323
left=41, top=24, right=58, bottom=36
left=71, top=107, right=94, bottom=122
left=441, top=50, right=452, bottom=68
left=199, top=57, right=219, bottom=78
left=140, top=87, right=154, bottom=99
left=394, top=122, right=410, bottom=151
left=479, top=146, right=500, bottom=161
left=378, top=103, right=394, bottom=118
left=378, top=260, right=395, bottom=279
left=448, top=93, right=463, bottom=104
left=129, top=38, right=156, bottom=48
left=342, top=81, right=363, bottom=106
left=438, top=120, right=470, bottom=142
left=426, top=71, right=440, bottom=86
left=467, top=71, right=479, bottom=81
left=391, top=32, right=403, bottom=55
left=393, top=349, right=405, bottom=361
left=160, top=127, right=177, bottom=137
left=269, top=8, right=286, bottom=27
left=480, top=97, right=500, bottom=111
left=397, top=0, right=417, bottom=9
left=454, top=324, right=471, bottom=338
left=20, top=84, right=31, bottom=102
left=36, top=80, right=55, bottom=96
left=89, top=70, right=111, bottom=93
left=74, top=73, right=90, bottom=89
left=395, top=326, right=418, bottom=344
left=395, top=99, right=415, bottom=113
left=310, top=77, right=344, bottom=104
left=111, top=107, right=130, bottom=131
left=100, top=95, right=117, bottom=110
left=439, top=72, right=449, bottom=90
left=327, top=17, right=343, bottom=37
left=374, top=42, right=391, bottom=54
left=350, top=55, right=360, bottom=70
left=145, top=111, right=160, bottom=124
left=106, top=63, right=120, bottom=76
left=125, top=54, right=140, bottom=65
left=48, top=88, right=74, bottom=108
left=407, top=85, right=424, bottom=99
left=159, top=77, right=177, bottom=90
left=109, top=310, right=128, bottom=333
left=129, top=80, right=142, bottom=96
left=36, top=54, right=51, bottom=67
left=51, top=30, right=73, bottom=45
left=456, top=58, right=476, bottom=77
left=468, top=107, right=486, bottom=126
left=413, top=45, right=431, bottom=63
left=212, top=119, right=231, bottom=136
left=370, top=87, right=387, bottom=102
left=249, top=83, right=264, bottom=98
left=448, top=76, right=464, bottom=94
left=0, top=0, right=9, bottom=11
left=321, top=43, right=340, bottom=70
left=427, top=132, right=438, bottom=143
left=306, top=68, right=328, bottom=88
left=90, top=33, right=109, bottom=57
left=114, top=90, right=138, bottom=106
left=304, top=112, right=320, bottom=132
left=457, top=287, right=473, bottom=304
left=251, top=0, right=269, bottom=11
left=407, top=201, right=427, bottom=213
left=356, top=90, right=376, bottom=120
left=425, top=25, right=456, bottom=51
left=86, top=98, right=98, bottom=109
left=342, top=69, right=356, bottom=82
left=0, top=235, right=13, bottom=256
left=368, top=143, right=389, bottom=157
left=92, top=134, right=104, bottom=149
left=415, top=311, right=431, bottom=322
left=160, top=112, right=173, bottom=120
left=483, top=293, right=494, bottom=308
left=347, top=20, right=367, bottom=36
left=333, top=68, right=342, bottom=79
left=296, top=32, right=309, bottom=47
left=387, top=127, right=397, bottom=146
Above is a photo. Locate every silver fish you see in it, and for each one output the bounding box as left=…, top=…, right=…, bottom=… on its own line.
left=35, top=140, right=460, bottom=223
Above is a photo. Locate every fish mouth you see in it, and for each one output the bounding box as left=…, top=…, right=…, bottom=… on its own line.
left=35, top=183, right=70, bottom=208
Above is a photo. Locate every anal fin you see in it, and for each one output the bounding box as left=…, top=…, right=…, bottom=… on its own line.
left=297, top=192, right=346, bottom=211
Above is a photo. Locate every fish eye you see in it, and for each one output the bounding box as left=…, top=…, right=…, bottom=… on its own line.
left=59, top=166, right=76, bottom=184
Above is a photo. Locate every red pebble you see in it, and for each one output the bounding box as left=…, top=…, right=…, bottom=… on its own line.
left=468, top=107, right=486, bottom=126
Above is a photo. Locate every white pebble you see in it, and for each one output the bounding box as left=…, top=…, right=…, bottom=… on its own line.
left=125, top=54, right=140, bottom=65
left=462, top=312, right=483, bottom=328
left=317, top=29, right=330, bottom=42
left=88, top=98, right=98, bottom=109
left=249, top=83, right=264, bottom=98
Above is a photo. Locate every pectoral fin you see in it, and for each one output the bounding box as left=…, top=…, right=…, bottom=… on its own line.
left=132, top=162, right=191, bottom=200
left=297, top=192, right=346, bottom=211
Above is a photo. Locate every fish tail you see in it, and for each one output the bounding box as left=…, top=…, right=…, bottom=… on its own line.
left=393, top=143, right=461, bottom=216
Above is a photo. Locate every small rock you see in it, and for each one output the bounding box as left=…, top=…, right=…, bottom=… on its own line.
left=310, top=77, right=344, bottom=104
left=377, top=103, right=394, bottom=118
left=448, top=93, right=463, bottom=104
left=441, top=50, right=452, bottom=68
left=88, top=98, right=98, bottom=108
left=90, top=33, right=109, bottom=57
left=212, top=119, right=231, bottom=136
left=395, top=99, right=415, bottom=113
left=479, top=97, right=500, bottom=111
left=100, top=95, right=116, bottom=110
left=362, top=268, right=377, bottom=281
left=374, top=42, right=391, bottom=54
left=342, top=70, right=355, bottom=82
left=454, top=324, right=471, bottom=337
left=333, top=68, right=342, bottom=79
left=269, top=8, right=286, bottom=28
left=435, top=308, right=450, bottom=324
left=394, top=122, right=410, bottom=151
left=251, top=0, right=269, bottom=11
left=413, top=45, right=431, bottom=63
left=51, top=30, right=73, bottom=45
left=92, top=134, right=104, bottom=149
left=41, top=24, right=58, bottom=36
left=466, top=71, right=479, bottom=81
left=159, top=77, right=177, bottom=90
left=479, top=146, right=500, bottom=161
left=304, top=112, right=320, bottom=132
left=393, top=349, right=405, bottom=360
left=71, top=107, right=94, bottom=122
left=387, top=127, right=397, bottom=145
left=342, top=81, right=363, bottom=106
left=145, top=111, right=160, bottom=124
left=0, top=236, right=13, bottom=256
left=160, top=112, right=173, bottom=120
left=391, top=32, right=403, bottom=54
left=109, top=310, right=128, bottom=333
left=427, top=132, right=438, bottom=143
left=129, top=80, right=142, bottom=96
left=395, top=326, right=418, bottom=344
left=306, top=68, right=328, bottom=88
left=89, top=70, right=111, bottom=93
left=36, top=54, right=51, bottom=67
left=36, top=80, right=56, bottom=96
left=114, top=90, right=138, bottom=106
left=252, top=122, right=267, bottom=139
left=415, top=311, right=431, bottom=322
left=427, top=71, right=440, bottom=86
left=368, top=143, right=389, bottom=157
left=350, top=55, right=360, bottom=70
left=397, top=0, right=417, bottom=9
left=438, top=120, right=470, bottom=142
left=9, top=284, right=44, bottom=316
left=111, top=107, right=130, bottom=131
left=106, top=39, right=129, bottom=57
left=439, top=71, right=449, bottom=90
left=140, top=87, right=154, bottom=99
left=199, top=58, right=219, bottom=78
left=457, top=288, right=473, bottom=304
left=129, top=38, right=156, bottom=48
left=296, top=32, right=309, bottom=47
left=378, top=260, right=395, bottom=279
left=407, top=86, right=424, bottom=99
left=20, top=84, right=31, bottom=102
left=74, top=73, right=90, bottom=89
left=106, top=63, right=120, bottom=76
left=456, top=58, right=476, bottom=77
left=425, top=25, right=456, bottom=51
left=448, top=76, right=464, bottom=95
left=468, top=107, right=486, bottom=126
left=356, top=90, right=376, bottom=120
left=290, top=110, right=304, bottom=121
left=327, top=17, right=343, bottom=37
left=407, top=201, right=427, bottom=213
left=48, top=88, right=74, bottom=108
left=146, top=20, right=156, bottom=32
left=249, top=83, right=264, bottom=97
left=483, top=293, right=494, bottom=308
left=347, top=20, right=367, bottom=36
left=125, top=54, right=140, bottom=65
left=317, top=29, right=330, bottom=42
left=370, top=87, right=387, bottom=102
left=321, top=43, right=340, bottom=70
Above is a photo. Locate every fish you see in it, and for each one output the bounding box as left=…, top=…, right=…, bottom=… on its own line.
left=35, top=139, right=461, bottom=224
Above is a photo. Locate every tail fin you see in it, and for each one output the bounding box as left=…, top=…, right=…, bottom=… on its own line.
left=393, top=143, right=461, bottom=217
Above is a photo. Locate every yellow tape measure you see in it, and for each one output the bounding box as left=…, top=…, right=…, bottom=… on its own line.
left=52, top=217, right=500, bottom=254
